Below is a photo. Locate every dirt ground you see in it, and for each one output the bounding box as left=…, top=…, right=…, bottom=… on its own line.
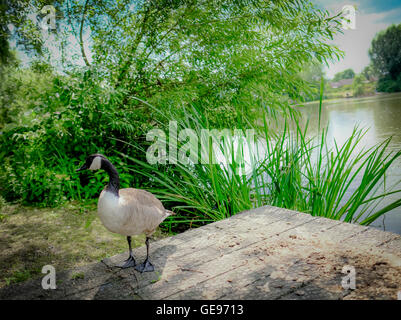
left=312, top=247, right=401, bottom=300
left=0, top=202, right=167, bottom=288
left=268, top=234, right=401, bottom=300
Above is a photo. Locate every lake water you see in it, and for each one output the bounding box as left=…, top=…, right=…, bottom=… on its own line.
left=298, top=93, right=401, bottom=235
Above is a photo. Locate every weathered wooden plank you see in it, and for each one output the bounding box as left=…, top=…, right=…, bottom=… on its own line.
left=133, top=213, right=346, bottom=299
left=344, top=227, right=399, bottom=249
left=133, top=211, right=320, bottom=299
left=164, top=214, right=362, bottom=300
left=162, top=214, right=400, bottom=300
left=378, top=236, right=401, bottom=255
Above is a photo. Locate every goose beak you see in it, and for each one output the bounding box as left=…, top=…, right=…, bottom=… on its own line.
left=76, top=164, right=88, bottom=172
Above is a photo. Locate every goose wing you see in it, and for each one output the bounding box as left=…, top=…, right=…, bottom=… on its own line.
left=119, top=188, right=170, bottom=235
left=119, top=188, right=165, bottom=211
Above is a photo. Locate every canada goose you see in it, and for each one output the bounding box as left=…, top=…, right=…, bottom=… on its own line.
left=76, top=154, right=174, bottom=272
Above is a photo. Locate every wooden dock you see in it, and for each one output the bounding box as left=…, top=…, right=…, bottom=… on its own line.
left=1, top=205, right=401, bottom=300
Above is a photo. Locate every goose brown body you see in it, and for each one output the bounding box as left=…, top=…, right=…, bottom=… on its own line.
left=98, top=188, right=173, bottom=237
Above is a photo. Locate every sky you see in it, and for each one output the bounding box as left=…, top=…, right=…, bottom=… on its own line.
left=314, top=0, right=401, bottom=79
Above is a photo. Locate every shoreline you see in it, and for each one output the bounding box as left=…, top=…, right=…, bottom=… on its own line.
left=293, top=91, right=401, bottom=107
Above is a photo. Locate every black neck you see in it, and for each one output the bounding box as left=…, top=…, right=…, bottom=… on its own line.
left=102, top=158, right=120, bottom=196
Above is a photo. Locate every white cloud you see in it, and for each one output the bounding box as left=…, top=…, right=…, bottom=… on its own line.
left=316, top=1, right=399, bottom=78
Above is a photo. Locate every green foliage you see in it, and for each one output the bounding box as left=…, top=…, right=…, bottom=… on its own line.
left=298, top=62, right=327, bottom=101
left=0, top=59, right=54, bottom=129
left=376, top=74, right=401, bottom=93
left=0, top=195, right=6, bottom=209
left=369, top=23, right=401, bottom=92
left=4, top=269, right=32, bottom=285
left=71, top=272, right=85, bottom=280
left=352, top=74, right=365, bottom=97
left=361, top=64, right=377, bottom=81
left=369, top=24, right=401, bottom=79
left=0, top=70, right=148, bottom=206
left=0, top=0, right=64, bottom=62
left=0, top=195, right=6, bottom=222
left=333, top=68, right=355, bottom=82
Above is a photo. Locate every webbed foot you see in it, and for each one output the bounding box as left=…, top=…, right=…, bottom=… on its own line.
left=135, top=259, right=154, bottom=273
left=116, top=255, right=136, bottom=269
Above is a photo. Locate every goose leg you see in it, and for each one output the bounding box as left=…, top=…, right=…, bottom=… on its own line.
left=116, top=236, right=136, bottom=268
left=135, top=237, right=154, bottom=273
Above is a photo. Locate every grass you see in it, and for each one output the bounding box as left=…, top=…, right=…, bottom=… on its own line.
left=0, top=202, right=167, bottom=288
left=71, top=272, right=85, bottom=280
left=120, top=91, right=401, bottom=230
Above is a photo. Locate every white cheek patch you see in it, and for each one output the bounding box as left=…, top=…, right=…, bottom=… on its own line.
left=89, top=156, right=102, bottom=170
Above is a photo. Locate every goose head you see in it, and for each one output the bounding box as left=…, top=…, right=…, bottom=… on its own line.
left=76, top=154, right=106, bottom=172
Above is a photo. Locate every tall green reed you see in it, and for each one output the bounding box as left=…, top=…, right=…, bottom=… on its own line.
left=121, top=96, right=401, bottom=230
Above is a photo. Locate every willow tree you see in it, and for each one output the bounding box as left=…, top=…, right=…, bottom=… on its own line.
left=53, top=0, right=342, bottom=123
left=5, top=1, right=342, bottom=118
